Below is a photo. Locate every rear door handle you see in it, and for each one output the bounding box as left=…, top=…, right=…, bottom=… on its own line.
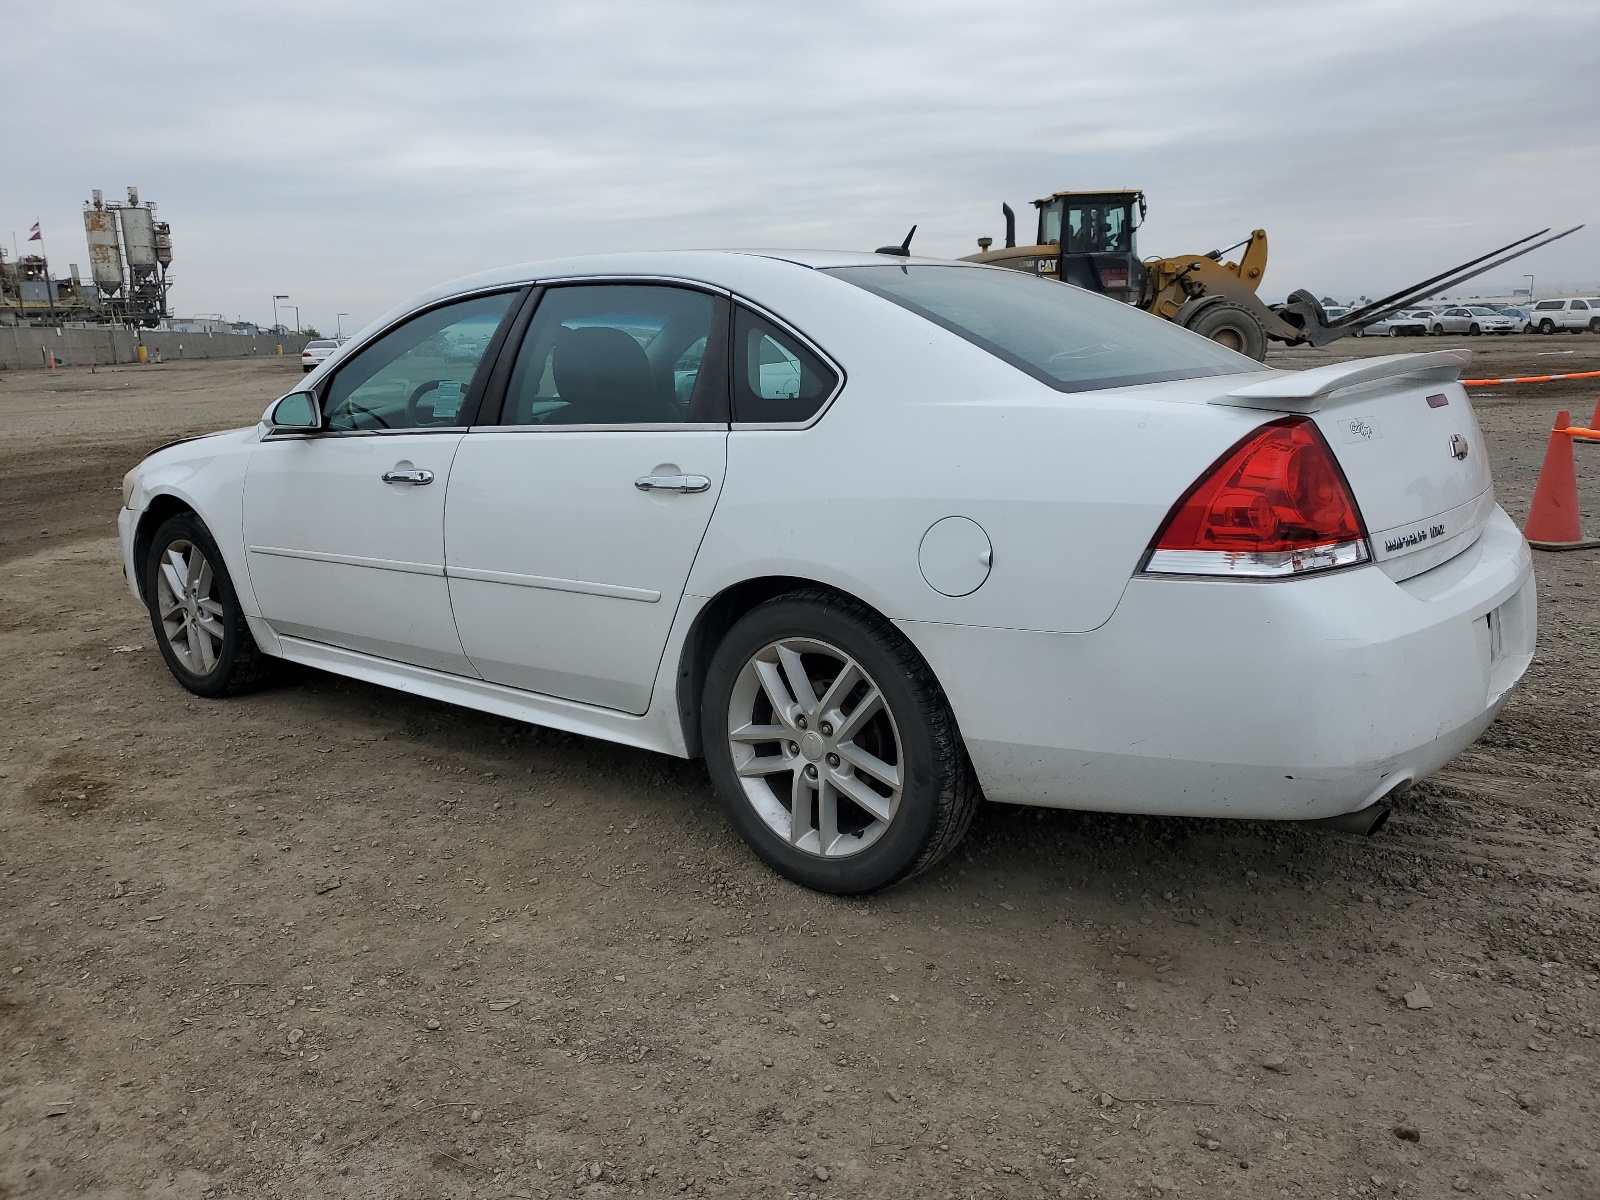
left=635, top=474, right=711, bottom=494
left=382, top=468, right=435, bottom=485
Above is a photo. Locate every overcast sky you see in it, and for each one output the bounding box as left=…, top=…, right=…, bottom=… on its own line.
left=6, top=0, right=1597, bottom=333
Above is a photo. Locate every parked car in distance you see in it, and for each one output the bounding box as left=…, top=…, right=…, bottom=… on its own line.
left=300, top=339, right=345, bottom=373
left=1355, top=311, right=1428, bottom=337
left=1528, top=298, right=1600, bottom=334
left=1498, top=306, right=1532, bottom=334
left=117, top=250, right=1535, bottom=894
left=1429, top=306, right=1519, bottom=336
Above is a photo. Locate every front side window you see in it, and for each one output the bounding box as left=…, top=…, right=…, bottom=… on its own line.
left=499, top=285, right=728, bottom=426
left=1066, top=204, right=1130, bottom=254
left=323, top=292, right=517, bottom=431
left=731, top=306, right=839, bottom=424
left=824, top=264, right=1254, bottom=393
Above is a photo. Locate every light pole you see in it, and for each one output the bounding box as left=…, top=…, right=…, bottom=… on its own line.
left=1524, top=274, right=1535, bottom=303
left=336, top=312, right=348, bottom=339
left=284, top=306, right=300, bottom=335
left=272, top=294, right=289, bottom=334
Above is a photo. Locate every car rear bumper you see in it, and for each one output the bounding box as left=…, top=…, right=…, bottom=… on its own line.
left=900, top=505, right=1535, bottom=821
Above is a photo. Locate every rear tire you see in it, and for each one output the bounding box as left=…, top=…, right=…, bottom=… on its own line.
left=1433, top=324, right=1445, bottom=336
left=1185, top=304, right=1268, bottom=361
left=143, top=512, right=275, bottom=698
left=1539, top=319, right=1556, bottom=334
left=701, top=589, right=979, bottom=894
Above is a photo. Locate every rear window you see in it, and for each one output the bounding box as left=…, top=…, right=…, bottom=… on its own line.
left=306, top=340, right=338, bottom=350
left=821, top=265, right=1254, bottom=392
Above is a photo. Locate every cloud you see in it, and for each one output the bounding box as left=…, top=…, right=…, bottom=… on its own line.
left=4, top=0, right=1596, bottom=329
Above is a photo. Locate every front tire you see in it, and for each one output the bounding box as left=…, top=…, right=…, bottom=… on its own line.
left=702, top=590, right=979, bottom=893
left=143, top=512, right=275, bottom=698
left=1469, top=323, right=1481, bottom=335
left=1185, top=304, right=1268, bottom=361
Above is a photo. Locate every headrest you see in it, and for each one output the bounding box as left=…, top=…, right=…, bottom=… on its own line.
left=551, top=325, right=667, bottom=422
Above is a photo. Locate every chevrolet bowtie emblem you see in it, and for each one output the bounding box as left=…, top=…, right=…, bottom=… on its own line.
left=1450, top=434, right=1469, bottom=461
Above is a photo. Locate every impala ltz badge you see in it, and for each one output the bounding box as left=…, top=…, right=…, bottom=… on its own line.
left=1450, top=434, right=1470, bottom=460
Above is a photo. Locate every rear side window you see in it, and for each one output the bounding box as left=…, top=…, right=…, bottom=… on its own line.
left=1535, top=301, right=1562, bottom=311
left=822, top=264, right=1253, bottom=393
left=499, top=285, right=729, bottom=426
left=731, top=306, right=839, bottom=424
left=1573, top=300, right=1590, bottom=311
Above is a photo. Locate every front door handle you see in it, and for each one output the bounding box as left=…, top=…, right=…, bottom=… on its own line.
left=382, top=468, right=435, bottom=485
left=635, top=474, right=711, bottom=494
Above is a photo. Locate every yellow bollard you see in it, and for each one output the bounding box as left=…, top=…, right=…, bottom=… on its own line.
left=276, top=344, right=283, bottom=356
left=136, top=345, right=148, bottom=364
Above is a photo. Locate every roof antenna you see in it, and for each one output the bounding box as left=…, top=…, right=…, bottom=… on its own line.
left=875, top=225, right=917, bottom=257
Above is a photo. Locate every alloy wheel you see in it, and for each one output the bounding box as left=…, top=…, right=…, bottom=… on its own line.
left=726, top=637, right=903, bottom=858
left=155, top=539, right=225, bottom=675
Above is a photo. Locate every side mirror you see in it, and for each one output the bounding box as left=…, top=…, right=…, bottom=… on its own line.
left=268, top=391, right=321, bottom=431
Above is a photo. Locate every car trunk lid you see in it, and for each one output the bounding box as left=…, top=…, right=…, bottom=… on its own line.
left=1212, top=350, right=1493, bottom=580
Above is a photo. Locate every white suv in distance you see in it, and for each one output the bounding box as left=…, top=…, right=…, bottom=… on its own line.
left=300, top=339, right=344, bottom=373
left=1528, top=298, right=1600, bottom=334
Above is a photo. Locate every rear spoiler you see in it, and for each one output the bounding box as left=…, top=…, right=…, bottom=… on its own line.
left=1211, top=349, right=1473, bottom=414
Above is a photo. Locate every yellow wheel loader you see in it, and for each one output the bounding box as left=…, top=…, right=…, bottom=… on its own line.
left=943, top=189, right=1579, bottom=362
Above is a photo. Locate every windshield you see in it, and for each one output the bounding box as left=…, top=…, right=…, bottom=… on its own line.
left=822, top=265, right=1256, bottom=392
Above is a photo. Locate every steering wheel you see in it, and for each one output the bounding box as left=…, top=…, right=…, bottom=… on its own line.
left=405, top=379, right=454, bottom=426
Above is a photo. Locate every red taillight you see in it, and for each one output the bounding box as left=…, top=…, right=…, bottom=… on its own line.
left=1144, top=416, right=1370, bottom=577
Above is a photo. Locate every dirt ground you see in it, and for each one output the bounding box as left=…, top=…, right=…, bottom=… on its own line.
left=2, top=336, right=1597, bottom=1200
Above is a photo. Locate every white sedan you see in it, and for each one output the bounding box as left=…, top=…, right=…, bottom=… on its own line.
left=299, top=338, right=345, bottom=373
left=118, top=251, right=1535, bottom=893
left=1429, top=306, right=1520, bottom=335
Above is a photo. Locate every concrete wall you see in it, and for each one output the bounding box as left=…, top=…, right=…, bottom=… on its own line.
left=0, top=326, right=311, bottom=370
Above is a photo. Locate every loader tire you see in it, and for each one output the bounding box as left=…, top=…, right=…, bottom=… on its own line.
left=1186, top=304, right=1268, bottom=361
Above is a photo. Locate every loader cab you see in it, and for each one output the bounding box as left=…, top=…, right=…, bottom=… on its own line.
left=1035, top=190, right=1147, bottom=304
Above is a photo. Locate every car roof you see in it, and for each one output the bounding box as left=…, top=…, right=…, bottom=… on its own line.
left=346, top=249, right=990, bottom=349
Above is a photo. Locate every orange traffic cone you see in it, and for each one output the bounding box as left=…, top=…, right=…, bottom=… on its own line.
left=1524, top=411, right=1599, bottom=550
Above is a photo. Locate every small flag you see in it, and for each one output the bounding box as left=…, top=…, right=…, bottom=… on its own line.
left=27, top=222, right=41, bottom=241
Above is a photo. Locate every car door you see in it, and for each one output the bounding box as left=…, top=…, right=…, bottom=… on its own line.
left=243, top=290, right=522, bottom=674
left=443, top=283, right=730, bottom=714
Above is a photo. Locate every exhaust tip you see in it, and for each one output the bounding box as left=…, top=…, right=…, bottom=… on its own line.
left=1308, top=804, right=1391, bottom=837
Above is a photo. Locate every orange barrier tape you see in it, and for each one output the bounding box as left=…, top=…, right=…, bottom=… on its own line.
left=1559, top=426, right=1600, bottom=440
left=1462, top=370, right=1600, bottom=386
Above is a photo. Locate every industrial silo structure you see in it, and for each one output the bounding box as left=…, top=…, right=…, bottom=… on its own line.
left=80, top=186, right=172, bottom=326
left=83, top=190, right=124, bottom=297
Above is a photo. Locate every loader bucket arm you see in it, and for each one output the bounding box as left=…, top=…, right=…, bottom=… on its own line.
left=1273, top=226, right=1584, bottom=347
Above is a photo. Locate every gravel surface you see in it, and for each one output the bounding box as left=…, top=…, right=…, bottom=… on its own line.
left=1, top=340, right=1597, bottom=1200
